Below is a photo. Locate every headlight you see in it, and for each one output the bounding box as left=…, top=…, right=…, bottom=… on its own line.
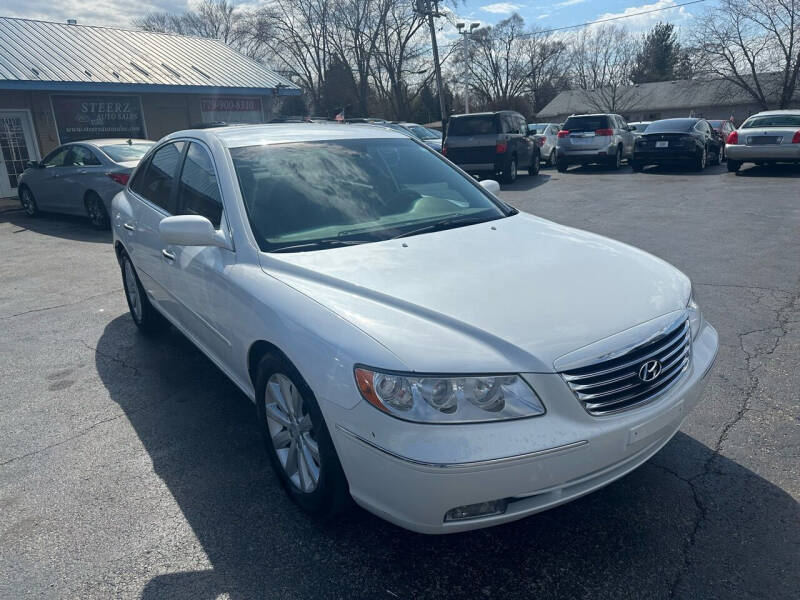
left=687, top=286, right=703, bottom=340
left=354, top=367, right=545, bottom=423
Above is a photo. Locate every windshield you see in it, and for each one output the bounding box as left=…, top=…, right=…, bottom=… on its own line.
left=630, top=123, right=650, bottom=132
left=742, top=114, right=800, bottom=128
left=406, top=124, right=437, bottom=139
left=527, top=124, right=551, bottom=133
left=644, top=119, right=696, bottom=133
left=230, top=138, right=510, bottom=252
left=447, top=115, right=497, bottom=136
left=562, top=116, right=609, bottom=131
left=101, top=142, right=154, bottom=163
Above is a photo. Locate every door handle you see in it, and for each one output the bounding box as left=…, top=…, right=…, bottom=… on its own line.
left=123, top=223, right=135, bottom=231
left=162, top=249, right=175, bottom=262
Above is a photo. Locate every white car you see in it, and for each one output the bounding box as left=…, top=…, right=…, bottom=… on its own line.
left=112, top=124, right=718, bottom=534
left=725, top=109, right=800, bottom=172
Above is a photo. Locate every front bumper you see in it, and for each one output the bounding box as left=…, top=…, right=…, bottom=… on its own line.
left=726, top=144, right=800, bottom=162
left=327, top=321, right=718, bottom=534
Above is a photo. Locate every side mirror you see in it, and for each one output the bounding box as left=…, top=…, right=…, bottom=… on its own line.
left=480, top=179, right=501, bottom=194
left=27, top=160, right=42, bottom=169
left=159, top=215, right=231, bottom=249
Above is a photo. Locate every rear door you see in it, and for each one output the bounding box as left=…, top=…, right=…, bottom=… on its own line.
left=127, top=140, right=186, bottom=317
left=514, top=115, right=534, bottom=166
left=165, top=141, right=236, bottom=364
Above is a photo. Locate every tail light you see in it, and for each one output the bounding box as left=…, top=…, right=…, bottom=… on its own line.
left=595, top=128, right=614, bottom=136
left=107, top=172, right=130, bottom=185
left=792, top=131, right=800, bottom=144
left=726, top=131, right=739, bottom=144
left=536, top=137, right=546, bottom=147
left=441, top=144, right=447, bottom=156
left=557, top=130, right=569, bottom=138
left=495, top=141, right=508, bottom=154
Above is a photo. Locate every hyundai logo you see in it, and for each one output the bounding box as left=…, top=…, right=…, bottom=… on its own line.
left=638, top=359, right=662, bottom=382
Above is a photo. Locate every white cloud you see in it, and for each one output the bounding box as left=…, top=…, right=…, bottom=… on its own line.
left=592, top=0, right=694, bottom=32
left=554, top=0, right=587, bottom=7
left=480, top=3, right=522, bottom=15
left=537, top=14, right=551, bottom=20
left=3, top=0, right=192, bottom=27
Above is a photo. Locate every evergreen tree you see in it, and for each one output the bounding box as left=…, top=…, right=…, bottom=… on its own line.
left=630, top=22, right=692, bottom=84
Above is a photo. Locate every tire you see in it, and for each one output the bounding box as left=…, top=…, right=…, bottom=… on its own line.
left=727, top=159, right=742, bottom=172
left=713, top=146, right=723, bottom=166
left=85, top=192, right=110, bottom=230
left=548, top=149, right=556, bottom=166
left=19, top=185, right=39, bottom=217
left=528, top=150, right=540, bottom=176
left=502, top=156, right=517, bottom=183
left=721, top=146, right=727, bottom=162
left=556, top=159, right=568, bottom=173
left=609, top=146, right=622, bottom=170
left=255, top=353, right=349, bottom=518
left=120, top=251, right=166, bottom=333
left=694, top=145, right=707, bottom=171
left=631, top=160, right=644, bottom=172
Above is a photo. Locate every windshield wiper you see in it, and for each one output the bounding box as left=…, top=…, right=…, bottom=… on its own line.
left=270, top=239, right=368, bottom=253
left=391, top=215, right=497, bottom=239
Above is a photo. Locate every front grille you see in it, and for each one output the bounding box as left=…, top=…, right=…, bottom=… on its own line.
left=562, top=320, right=691, bottom=416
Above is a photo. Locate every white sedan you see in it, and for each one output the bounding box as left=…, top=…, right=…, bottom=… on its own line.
left=111, top=124, right=718, bottom=534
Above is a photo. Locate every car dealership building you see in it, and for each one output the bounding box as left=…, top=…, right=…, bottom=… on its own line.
left=0, top=16, right=300, bottom=198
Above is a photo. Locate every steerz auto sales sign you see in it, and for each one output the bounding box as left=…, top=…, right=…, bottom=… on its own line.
left=51, top=95, right=145, bottom=143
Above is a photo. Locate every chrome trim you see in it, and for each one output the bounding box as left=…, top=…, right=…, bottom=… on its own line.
left=335, top=424, right=587, bottom=470
left=161, top=249, right=175, bottom=261
left=123, top=222, right=135, bottom=231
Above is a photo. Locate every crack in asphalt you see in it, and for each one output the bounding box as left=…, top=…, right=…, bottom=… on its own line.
left=82, top=340, right=141, bottom=377
left=693, top=281, right=795, bottom=294
left=666, top=284, right=799, bottom=599
left=0, top=289, right=121, bottom=320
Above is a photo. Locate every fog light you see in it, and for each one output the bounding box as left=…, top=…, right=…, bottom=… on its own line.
left=444, top=499, right=507, bottom=522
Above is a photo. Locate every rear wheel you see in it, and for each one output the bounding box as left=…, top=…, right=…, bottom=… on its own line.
left=528, top=151, right=540, bottom=176
left=256, top=354, right=349, bottom=517
left=502, top=156, right=518, bottom=183
left=631, top=160, right=644, bottom=172
left=609, top=146, right=622, bottom=170
left=694, top=146, right=707, bottom=171
left=727, top=159, right=742, bottom=172
left=85, top=192, right=110, bottom=229
left=548, top=149, right=556, bottom=166
left=713, top=146, right=723, bottom=166
left=19, top=186, right=38, bottom=217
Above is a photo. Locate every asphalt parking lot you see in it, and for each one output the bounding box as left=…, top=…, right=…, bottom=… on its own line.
left=1, top=161, right=798, bottom=600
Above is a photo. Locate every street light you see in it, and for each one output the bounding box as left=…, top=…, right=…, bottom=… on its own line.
left=456, top=21, right=480, bottom=114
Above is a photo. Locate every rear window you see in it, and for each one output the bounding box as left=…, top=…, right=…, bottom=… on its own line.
left=562, top=116, right=609, bottom=131
left=527, top=123, right=551, bottom=134
left=644, top=119, right=696, bottom=133
left=101, top=143, right=154, bottom=163
left=448, top=115, right=497, bottom=136
left=742, top=114, right=800, bottom=128
left=706, top=120, right=725, bottom=128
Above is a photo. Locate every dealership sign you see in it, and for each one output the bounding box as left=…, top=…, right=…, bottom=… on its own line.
left=51, top=95, right=145, bottom=143
left=201, top=96, right=262, bottom=124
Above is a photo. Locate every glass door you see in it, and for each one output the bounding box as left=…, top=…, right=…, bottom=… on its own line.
left=0, top=111, right=39, bottom=198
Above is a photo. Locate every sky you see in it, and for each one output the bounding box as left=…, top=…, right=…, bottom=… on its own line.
left=2, top=0, right=710, bottom=33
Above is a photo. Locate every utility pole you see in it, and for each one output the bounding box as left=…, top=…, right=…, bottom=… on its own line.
left=456, top=22, right=480, bottom=114
left=415, top=0, right=447, bottom=129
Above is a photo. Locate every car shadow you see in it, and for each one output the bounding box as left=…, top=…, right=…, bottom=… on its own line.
left=735, top=163, right=800, bottom=178
left=633, top=163, right=727, bottom=176
left=94, top=315, right=800, bottom=599
left=1, top=210, right=110, bottom=244
left=557, top=163, right=633, bottom=175
left=500, top=173, right=552, bottom=192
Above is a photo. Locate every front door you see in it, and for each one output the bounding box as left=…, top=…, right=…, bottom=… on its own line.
left=0, top=110, right=39, bottom=198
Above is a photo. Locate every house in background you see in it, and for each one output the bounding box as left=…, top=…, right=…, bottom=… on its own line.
left=536, top=76, right=800, bottom=125
left=0, top=16, right=300, bottom=199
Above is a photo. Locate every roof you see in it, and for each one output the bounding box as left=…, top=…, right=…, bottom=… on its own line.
left=0, top=16, right=300, bottom=95
left=537, top=76, right=799, bottom=119
left=59, top=138, right=153, bottom=146
left=174, top=123, right=408, bottom=148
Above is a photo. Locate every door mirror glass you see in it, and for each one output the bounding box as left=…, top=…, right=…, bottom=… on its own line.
left=27, top=160, right=42, bottom=169
left=159, top=215, right=230, bottom=249
left=480, top=179, right=501, bottom=194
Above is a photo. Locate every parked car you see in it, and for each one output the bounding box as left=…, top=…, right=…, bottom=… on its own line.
left=443, top=110, right=540, bottom=182
left=18, top=139, right=154, bottom=229
left=112, top=123, right=718, bottom=534
left=382, top=122, right=443, bottom=152
left=526, top=122, right=560, bottom=165
left=706, top=119, right=735, bottom=161
left=628, top=121, right=651, bottom=137
left=725, top=110, right=800, bottom=172
left=555, top=113, right=635, bottom=171
left=631, top=118, right=723, bottom=172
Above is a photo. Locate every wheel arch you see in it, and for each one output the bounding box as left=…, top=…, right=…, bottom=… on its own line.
left=247, top=339, right=296, bottom=393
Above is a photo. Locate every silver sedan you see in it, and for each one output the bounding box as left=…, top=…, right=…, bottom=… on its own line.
left=17, top=139, right=154, bottom=228
left=726, top=110, right=800, bottom=172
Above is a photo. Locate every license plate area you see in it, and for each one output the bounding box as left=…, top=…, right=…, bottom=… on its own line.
left=655, top=140, right=669, bottom=148
left=748, top=136, right=782, bottom=145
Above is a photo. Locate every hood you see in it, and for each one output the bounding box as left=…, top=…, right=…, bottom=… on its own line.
left=259, top=213, right=690, bottom=373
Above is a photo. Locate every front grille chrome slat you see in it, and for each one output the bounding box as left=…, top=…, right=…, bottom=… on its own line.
left=562, top=320, right=692, bottom=416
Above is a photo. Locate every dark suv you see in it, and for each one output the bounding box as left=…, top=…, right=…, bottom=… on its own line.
left=443, top=111, right=540, bottom=183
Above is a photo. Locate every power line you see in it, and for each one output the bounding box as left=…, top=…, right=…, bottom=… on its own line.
left=521, top=0, right=708, bottom=37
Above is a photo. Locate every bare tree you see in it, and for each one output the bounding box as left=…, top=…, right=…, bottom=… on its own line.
left=691, top=0, right=800, bottom=109
left=571, top=25, right=639, bottom=113
left=524, top=30, right=571, bottom=113
left=468, top=14, right=530, bottom=107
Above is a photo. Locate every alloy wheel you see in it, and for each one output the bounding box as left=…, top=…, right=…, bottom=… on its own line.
left=87, top=196, right=107, bottom=228
left=21, top=189, right=35, bottom=215
left=123, top=259, right=142, bottom=322
left=265, top=373, right=321, bottom=493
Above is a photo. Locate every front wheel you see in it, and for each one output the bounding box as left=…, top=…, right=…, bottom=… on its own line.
left=556, top=159, right=568, bottom=172
left=256, top=354, right=349, bottom=517
left=528, top=151, right=540, bottom=176
left=727, top=159, right=742, bottom=173
left=120, top=252, right=166, bottom=333
left=548, top=149, right=556, bottom=166
left=502, top=156, right=518, bottom=183
left=19, top=186, right=38, bottom=217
